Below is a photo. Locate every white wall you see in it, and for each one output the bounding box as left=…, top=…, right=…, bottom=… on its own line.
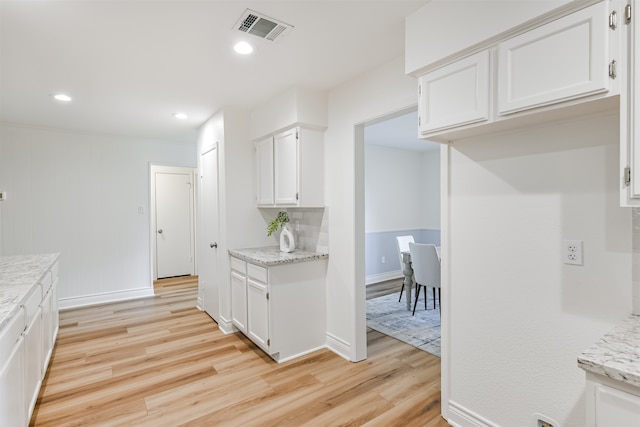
left=325, top=56, right=417, bottom=360
left=197, top=108, right=274, bottom=329
left=421, top=149, right=441, bottom=229
left=365, top=145, right=440, bottom=232
left=0, top=124, right=196, bottom=306
left=405, top=0, right=568, bottom=75
left=445, top=111, right=631, bottom=427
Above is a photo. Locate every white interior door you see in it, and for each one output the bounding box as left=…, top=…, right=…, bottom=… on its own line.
left=200, top=148, right=220, bottom=320
left=155, top=170, right=194, bottom=279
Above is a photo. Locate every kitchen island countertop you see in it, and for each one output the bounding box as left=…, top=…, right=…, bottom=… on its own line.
left=228, top=246, right=328, bottom=267
left=0, top=253, right=60, bottom=331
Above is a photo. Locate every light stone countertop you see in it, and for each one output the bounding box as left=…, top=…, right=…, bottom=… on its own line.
left=229, top=246, right=328, bottom=267
left=578, top=314, right=640, bottom=388
left=0, top=253, right=60, bottom=331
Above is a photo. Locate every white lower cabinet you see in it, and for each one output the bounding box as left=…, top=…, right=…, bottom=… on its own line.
left=230, top=270, right=248, bottom=334
left=0, top=258, right=59, bottom=426
left=586, top=373, right=640, bottom=426
left=247, top=277, right=269, bottom=351
left=0, top=312, right=26, bottom=427
left=230, top=255, right=327, bottom=363
left=24, top=306, right=42, bottom=419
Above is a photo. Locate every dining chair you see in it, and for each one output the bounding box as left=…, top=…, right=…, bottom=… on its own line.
left=395, top=235, right=415, bottom=302
left=408, top=242, right=441, bottom=316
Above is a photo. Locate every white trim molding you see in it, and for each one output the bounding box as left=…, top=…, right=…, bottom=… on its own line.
left=365, top=270, right=403, bottom=285
left=59, top=287, right=154, bottom=310
left=447, top=400, right=496, bottom=427
left=326, top=332, right=352, bottom=361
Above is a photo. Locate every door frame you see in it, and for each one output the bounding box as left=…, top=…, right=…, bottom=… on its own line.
left=149, top=164, right=198, bottom=282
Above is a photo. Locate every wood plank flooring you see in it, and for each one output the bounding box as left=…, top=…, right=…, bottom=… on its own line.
left=30, top=276, right=448, bottom=426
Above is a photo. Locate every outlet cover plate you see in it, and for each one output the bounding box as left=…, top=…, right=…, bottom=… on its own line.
left=563, top=239, right=583, bottom=265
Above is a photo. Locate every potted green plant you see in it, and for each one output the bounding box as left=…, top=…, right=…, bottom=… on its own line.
left=267, top=211, right=290, bottom=237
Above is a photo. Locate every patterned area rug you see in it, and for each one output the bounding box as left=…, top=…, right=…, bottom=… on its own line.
left=366, top=290, right=441, bottom=358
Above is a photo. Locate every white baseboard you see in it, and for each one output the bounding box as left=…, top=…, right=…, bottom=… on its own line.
left=326, top=332, right=352, bottom=361
left=59, top=287, right=155, bottom=310
left=365, top=270, right=403, bottom=285
left=217, top=316, right=237, bottom=335
left=274, top=345, right=327, bottom=364
left=447, top=400, right=496, bottom=427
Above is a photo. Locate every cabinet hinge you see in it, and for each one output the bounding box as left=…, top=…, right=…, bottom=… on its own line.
left=296, top=130, right=299, bottom=140
left=610, top=10, right=618, bottom=29
left=266, top=292, right=270, bottom=300
left=296, top=192, right=299, bottom=201
left=418, top=116, right=421, bottom=127
left=609, top=60, right=617, bottom=79
left=267, top=338, right=270, bottom=346
left=626, top=4, right=632, bottom=24
left=625, top=166, right=631, bottom=187
left=418, top=84, right=421, bottom=96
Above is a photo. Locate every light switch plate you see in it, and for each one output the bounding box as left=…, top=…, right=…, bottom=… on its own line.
left=0, top=192, right=7, bottom=201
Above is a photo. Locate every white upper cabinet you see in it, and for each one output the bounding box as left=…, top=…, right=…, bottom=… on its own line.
left=255, top=126, right=324, bottom=208
left=256, top=137, right=274, bottom=206
left=498, top=2, right=610, bottom=115
left=623, top=0, right=640, bottom=204
left=414, top=1, right=620, bottom=142
left=274, top=128, right=298, bottom=205
left=419, top=51, right=490, bottom=135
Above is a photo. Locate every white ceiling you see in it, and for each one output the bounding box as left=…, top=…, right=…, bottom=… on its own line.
left=0, top=0, right=428, bottom=144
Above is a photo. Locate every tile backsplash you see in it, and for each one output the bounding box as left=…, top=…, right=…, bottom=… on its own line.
left=260, top=207, right=329, bottom=253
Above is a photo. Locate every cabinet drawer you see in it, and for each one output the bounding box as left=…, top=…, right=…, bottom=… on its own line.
left=23, top=284, right=42, bottom=325
left=247, top=263, right=268, bottom=283
left=0, top=308, right=25, bottom=366
left=230, top=257, right=247, bottom=274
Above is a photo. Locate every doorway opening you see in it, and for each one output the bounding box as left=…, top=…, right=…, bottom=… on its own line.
left=150, top=165, right=197, bottom=282
left=361, top=106, right=442, bottom=357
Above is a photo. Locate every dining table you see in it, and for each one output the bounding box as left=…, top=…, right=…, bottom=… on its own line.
left=400, top=246, right=440, bottom=311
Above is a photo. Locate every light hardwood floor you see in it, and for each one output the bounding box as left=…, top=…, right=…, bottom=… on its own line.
left=30, top=276, right=448, bottom=426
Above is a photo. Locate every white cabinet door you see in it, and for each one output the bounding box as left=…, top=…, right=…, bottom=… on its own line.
left=247, top=278, right=269, bottom=352
left=498, top=1, right=609, bottom=115
left=230, top=271, right=248, bottom=334
left=41, top=287, right=54, bottom=373
left=624, top=0, right=640, bottom=202
left=418, top=50, right=490, bottom=135
left=274, top=128, right=298, bottom=205
left=24, top=307, right=42, bottom=421
left=0, top=336, right=25, bottom=427
left=594, top=382, right=640, bottom=426
left=256, top=137, right=274, bottom=206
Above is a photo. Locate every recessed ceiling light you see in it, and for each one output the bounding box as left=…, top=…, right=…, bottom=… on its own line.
left=172, top=112, right=188, bottom=120
left=52, top=93, right=72, bottom=102
left=234, top=41, right=254, bottom=55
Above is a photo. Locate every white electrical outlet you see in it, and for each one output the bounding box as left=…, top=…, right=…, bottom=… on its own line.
left=563, top=240, right=583, bottom=265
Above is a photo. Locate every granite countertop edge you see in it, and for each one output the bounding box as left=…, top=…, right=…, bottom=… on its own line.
left=0, top=253, right=60, bottom=331
left=577, top=314, right=640, bottom=389
left=228, top=246, right=328, bottom=267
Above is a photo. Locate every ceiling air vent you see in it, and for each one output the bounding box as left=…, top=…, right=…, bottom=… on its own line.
left=235, top=9, right=293, bottom=42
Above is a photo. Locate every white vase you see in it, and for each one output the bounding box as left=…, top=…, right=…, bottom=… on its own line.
left=279, top=224, right=295, bottom=253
